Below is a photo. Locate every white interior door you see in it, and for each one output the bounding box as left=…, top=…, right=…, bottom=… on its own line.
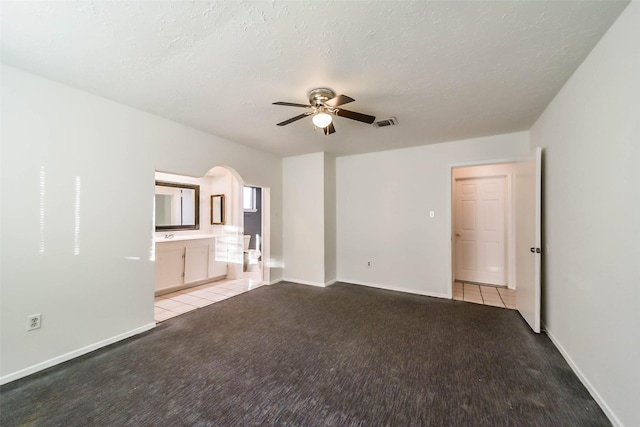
left=515, top=147, right=542, bottom=333
left=455, top=176, right=506, bottom=286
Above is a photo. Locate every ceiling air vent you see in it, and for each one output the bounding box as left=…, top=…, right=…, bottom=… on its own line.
left=373, top=117, right=398, bottom=128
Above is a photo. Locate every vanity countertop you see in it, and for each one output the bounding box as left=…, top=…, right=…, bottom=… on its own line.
left=155, top=234, right=219, bottom=243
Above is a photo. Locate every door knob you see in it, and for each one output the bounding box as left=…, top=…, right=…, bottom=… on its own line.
left=456, top=233, right=461, bottom=237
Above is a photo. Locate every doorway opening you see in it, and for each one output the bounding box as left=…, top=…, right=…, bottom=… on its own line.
left=151, top=166, right=271, bottom=322
left=452, top=163, right=516, bottom=290
left=242, top=185, right=264, bottom=284
left=205, top=167, right=270, bottom=287
left=449, top=148, right=542, bottom=333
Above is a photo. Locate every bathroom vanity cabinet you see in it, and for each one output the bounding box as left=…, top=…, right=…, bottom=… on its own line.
left=155, top=236, right=227, bottom=295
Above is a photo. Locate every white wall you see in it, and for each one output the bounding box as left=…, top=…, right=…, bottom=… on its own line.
left=530, top=2, right=639, bottom=426
left=207, top=168, right=234, bottom=235
left=282, top=152, right=326, bottom=285
left=324, top=154, right=337, bottom=284
left=336, top=132, right=530, bottom=297
left=0, top=65, right=282, bottom=383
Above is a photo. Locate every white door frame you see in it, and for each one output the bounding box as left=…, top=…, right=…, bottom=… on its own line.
left=261, top=187, right=271, bottom=285
left=240, top=184, right=271, bottom=286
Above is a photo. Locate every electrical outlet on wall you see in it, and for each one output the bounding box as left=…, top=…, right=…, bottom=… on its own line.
left=367, top=261, right=371, bottom=267
left=27, top=314, right=42, bottom=331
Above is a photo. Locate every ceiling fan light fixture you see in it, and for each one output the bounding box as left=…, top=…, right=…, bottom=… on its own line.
left=312, top=112, right=332, bottom=128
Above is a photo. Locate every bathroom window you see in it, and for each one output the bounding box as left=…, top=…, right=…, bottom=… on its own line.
left=243, top=186, right=257, bottom=212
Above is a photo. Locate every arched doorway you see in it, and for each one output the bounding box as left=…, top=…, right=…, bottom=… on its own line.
left=205, top=165, right=269, bottom=285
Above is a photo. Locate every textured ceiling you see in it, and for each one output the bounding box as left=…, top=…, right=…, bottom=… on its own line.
left=1, top=1, right=629, bottom=157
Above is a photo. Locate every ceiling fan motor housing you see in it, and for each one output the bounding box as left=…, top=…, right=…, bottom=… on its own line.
left=308, top=88, right=336, bottom=106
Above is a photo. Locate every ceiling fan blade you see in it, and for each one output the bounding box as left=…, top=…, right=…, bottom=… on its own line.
left=323, top=122, right=336, bottom=135
left=335, top=108, right=376, bottom=124
left=276, top=112, right=312, bottom=126
left=325, top=94, right=355, bottom=108
left=273, top=102, right=312, bottom=108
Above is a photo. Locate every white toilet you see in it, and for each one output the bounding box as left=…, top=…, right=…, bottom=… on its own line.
left=243, top=235, right=261, bottom=272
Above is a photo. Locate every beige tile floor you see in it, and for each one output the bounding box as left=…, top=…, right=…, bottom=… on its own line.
left=453, top=281, right=516, bottom=309
left=154, top=274, right=264, bottom=323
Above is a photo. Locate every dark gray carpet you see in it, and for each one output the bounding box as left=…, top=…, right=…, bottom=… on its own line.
left=1, top=282, right=609, bottom=426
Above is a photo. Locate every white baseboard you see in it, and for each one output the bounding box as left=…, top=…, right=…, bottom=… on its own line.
left=337, top=278, right=450, bottom=299
left=544, top=326, right=622, bottom=427
left=155, top=275, right=226, bottom=297
left=0, top=322, right=156, bottom=385
left=281, top=277, right=330, bottom=287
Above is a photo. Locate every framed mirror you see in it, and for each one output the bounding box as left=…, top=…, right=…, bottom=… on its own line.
left=211, top=194, right=225, bottom=225
left=155, top=181, right=200, bottom=231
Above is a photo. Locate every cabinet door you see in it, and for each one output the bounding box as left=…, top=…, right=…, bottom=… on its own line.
left=155, top=247, right=185, bottom=292
left=208, top=243, right=228, bottom=278
left=184, top=244, right=209, bottom=284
